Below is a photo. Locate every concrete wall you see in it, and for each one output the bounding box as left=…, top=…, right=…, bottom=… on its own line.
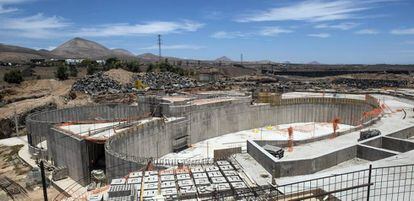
left=357, top=145, right=397, bottom=161
left=105, top=97, right=377, bottom=180
left=49, top=128, right=90, bottom=185
left=26, top=104, right=150, bottom=153
left=363, top=136, right=414, bottom=153
left=27, top=96, right=379, bottom=182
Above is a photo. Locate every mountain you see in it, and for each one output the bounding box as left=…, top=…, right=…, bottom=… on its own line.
left=0, top=43, right=54, bottom=62
left=112, top=48, right=135, bottom=57
left=136, top=53, right=182, bottom=62
left=215, top=56, right=232, bottom=62
left=308, top=61, right=321, bottom=65
left=51, top=37, right=112, bottom=59
left=51, top=37, right=137, bottom=60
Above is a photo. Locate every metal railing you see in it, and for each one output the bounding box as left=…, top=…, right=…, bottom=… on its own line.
left=267, top=163, right=414, bottom=201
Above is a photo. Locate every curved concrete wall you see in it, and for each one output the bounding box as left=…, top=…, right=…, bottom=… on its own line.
left=105, top=97, right=378, bottom=180
left=26, top=103, right=151, bottom=154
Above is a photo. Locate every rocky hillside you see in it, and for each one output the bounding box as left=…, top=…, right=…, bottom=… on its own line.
left=51, top=37, right=136, bottom=59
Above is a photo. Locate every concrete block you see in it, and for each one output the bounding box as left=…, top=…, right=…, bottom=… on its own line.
left=176, top=173, right=191, bottom=180
left=214, top=183, right=231, bottom=192
left=192, top=172, right=207, bottom=179
left=177, top=179, right=194, bottom=187
left=218, top=165, right=233, bottom=171
left=205, top=166, right=219, bottom=172
left=197, top=185, right=213, bottom=197
left=143, top=182, right=158, bottom=190
left=142, top=189, right=157, bottom=198
left=216, top=161, right=230, bottom=166
left=230, top=182, right=247, bottom=190
left=160, top=181, right=176, bottom=189
left=211, top=177, right=227, bottom=184
left=143, top=175, right=158, bottom=183
left=226, top=176, right=241, bottom=182
left=222, top=170, right=238, bottom=177
left=111, top=178, right=126, bottom=185
left=190, top=167, right=204, bottom=173
left=207, top=171, right=223, bottom=178
left=160, top=175, right=175, bottom=181
left=108, top=185, right=132, bottom=198
left=178, top=185, right=197, bottom=198
left=194, top=178, right=210, bottom=186
left=161, top=188, right=178, bottom=198
left=126, top=178, right=141, bottom=185
left=128, top=172, right=142, bottom=178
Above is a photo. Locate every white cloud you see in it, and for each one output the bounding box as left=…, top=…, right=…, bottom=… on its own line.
left=315, top=22, right=359, bottom=30
left=212, top=27, right=292, bottom=39
left=76, top=21, right=203, bottom=37
left=308, top=33, right=331, bottom=38
left=259, top=27, right=292, bottom=36
left=355, top=29, right=379, bottom=34
left=237, top=0, right=394, bottom=22
left=0, top=13, right=70, bottom=38
left=0, top=5, right=17, bottom=14
left=211, top=31, right=248, bottom=39
left=391, top=28, right=414, bottom=35
left=141, top=44, right=204, bottom=50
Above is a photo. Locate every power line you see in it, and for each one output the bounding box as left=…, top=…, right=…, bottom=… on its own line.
left=158, top=34, right=162, bottom=62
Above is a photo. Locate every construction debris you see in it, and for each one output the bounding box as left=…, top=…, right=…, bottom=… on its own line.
left=133, top=72, right=198, bottom=90
left=71, top=72, right=133, bottom=95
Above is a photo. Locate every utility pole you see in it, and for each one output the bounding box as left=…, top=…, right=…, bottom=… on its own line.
left=158, top=34, right=162, bottom=62
left=240, top=53, right=243, bottom=65
left=14, top=103, right=18, bottom=134
left=39, top=160, right=48, bottom=201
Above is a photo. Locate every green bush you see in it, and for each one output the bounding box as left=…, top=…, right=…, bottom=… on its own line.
left=55, top=65, right=69, bottom=80
left=69, top=66, right=78, bottom=77
left=4, top=70, right=23, bottom=84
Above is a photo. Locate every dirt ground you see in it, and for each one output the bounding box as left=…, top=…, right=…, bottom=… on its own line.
left=104, top=68, right=134, bottom=85
left=0, top=145, right=61, bottom=201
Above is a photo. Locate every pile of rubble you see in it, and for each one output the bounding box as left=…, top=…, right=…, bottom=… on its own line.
left=134, top=72, right=198, bottom=90
left=71, top=72, right=133, bottom=95
left=332, top=78, right=408, bottom=89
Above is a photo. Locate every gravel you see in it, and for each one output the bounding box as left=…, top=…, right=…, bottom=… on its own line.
left=134, top=72, right=198, bottom=90
left=71, top=72, right=133, bottom=95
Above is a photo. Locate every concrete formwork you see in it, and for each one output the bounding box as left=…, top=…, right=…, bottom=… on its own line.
left=104, top=97, right=377, bottom=180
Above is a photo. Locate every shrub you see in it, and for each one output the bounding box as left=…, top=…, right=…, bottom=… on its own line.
left=4, top=70, right=23, bottom=84
left=55, top=65, right=69, bottom=80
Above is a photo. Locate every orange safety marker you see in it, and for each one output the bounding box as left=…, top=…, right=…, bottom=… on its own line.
left=287, top=127, right=293, bottom=152
left=331, top=118, right=340, bottom=139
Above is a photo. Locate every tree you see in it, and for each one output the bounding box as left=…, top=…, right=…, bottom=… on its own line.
left=3, top=70, right=23, bottom=84
left=146, top=63, right=155, bottom=72
left=55, top=65, right=68, bottom=80
left=69, top=66, right=78, bottom=77
left=105, top=57, right=121, bottom=70
left=125, top=61, right=141, bottom=72
left=81, top=59, right=98, bottom=75
left=87, top=65, right=97, bottom=75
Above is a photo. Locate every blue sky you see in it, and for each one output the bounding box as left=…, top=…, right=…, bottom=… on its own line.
left=0, top=0, right=414, bottom=64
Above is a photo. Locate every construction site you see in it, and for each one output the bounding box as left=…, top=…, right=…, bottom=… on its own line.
left=14, top=88, right=413, bottom=201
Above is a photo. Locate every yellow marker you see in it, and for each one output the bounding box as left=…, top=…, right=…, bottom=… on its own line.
left=266, top=125, right=273, bottom=130
left=253, top=129, right=259, bottom=133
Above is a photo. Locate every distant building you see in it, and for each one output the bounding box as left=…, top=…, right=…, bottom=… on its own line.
left=96, top=60, right=106, bottom=65
left=65, top=59, right=84, bottom=65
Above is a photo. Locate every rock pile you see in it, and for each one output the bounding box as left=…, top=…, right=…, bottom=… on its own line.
left=332, top=78, right=408, bottom=89
left=134, top=72, right=198, bottom=90
left=71, top=72, right=133, bottom=95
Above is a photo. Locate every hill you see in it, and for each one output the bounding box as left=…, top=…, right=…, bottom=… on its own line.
left=0, top=43, right=54, bottom=62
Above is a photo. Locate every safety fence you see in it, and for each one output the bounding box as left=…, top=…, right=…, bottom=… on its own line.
left=231, top=163, right=414, bottom=201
